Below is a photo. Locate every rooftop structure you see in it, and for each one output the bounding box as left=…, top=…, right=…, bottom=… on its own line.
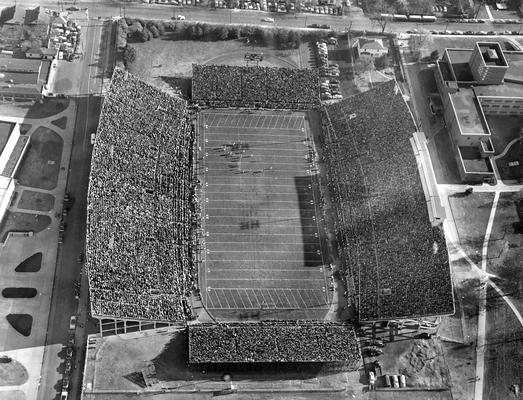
left=434, top=41, right=523, bottom=183
left=0, top=58, right=51, bottom=99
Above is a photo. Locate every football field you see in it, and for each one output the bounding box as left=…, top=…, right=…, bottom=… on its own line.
left=199, top=109, right=331, bottom=320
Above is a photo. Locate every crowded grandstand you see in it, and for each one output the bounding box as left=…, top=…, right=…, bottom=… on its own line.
left=192, top=64, right=320, bottom=109
left=86, top=68, right=198, bottom=321
left=188, top=321, right=359, bottom=364
left=322, top=81, right=454, bottom=322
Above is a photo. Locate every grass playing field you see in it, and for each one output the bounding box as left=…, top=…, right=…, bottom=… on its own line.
left=199, top=109, right=331, bottom=320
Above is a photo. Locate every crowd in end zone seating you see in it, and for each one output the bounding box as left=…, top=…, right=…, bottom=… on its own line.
left=188, top=321, right=359, bottom=364
left=86, top=68, right=198, bottom=321
left=192, top=64, right=320, bottom=110
left=322, top=81, right=454, bottom=322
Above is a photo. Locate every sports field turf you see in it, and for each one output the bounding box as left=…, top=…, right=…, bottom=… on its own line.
left=199, top=110, right=330, bottom=320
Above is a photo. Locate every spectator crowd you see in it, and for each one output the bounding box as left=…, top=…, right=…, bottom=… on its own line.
left=192, top=64, right=320, bottom=110
left=321, top=81, right=454, bottom=322
left=188, top=321, right=359, bottom=364
left=86, top=68, right=198, bottom=322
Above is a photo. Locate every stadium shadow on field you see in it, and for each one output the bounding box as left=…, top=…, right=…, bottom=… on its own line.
left=295, top=176, right=323, bottom=268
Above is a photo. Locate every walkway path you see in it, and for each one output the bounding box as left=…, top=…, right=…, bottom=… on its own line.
left=474, top=191, right=499, bottom=400
left=492, top=136, right=522, bottom=160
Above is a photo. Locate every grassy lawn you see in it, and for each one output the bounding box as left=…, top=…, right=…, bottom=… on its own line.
left=484, top=286, right=523, bottom=400
left=0, top=212, right=51, bottom=242
left=449, top=192, right=495, bottom=264
left=0, top=359, right=28, bottom=386
left=15, top=252, right=42, bottom=273
left=17, top=190, right=55, bottom=212
left=51, top=116, right=67, bottom=130
left=128, top=37, right=302, bottom=95
left=487, top=192, right=523, bottom=311
left=16, top=126, right=63, bottom=190
left=6, top=314, right=32, bottom=337
left=25, top=98, right=69, bottom=119
left=496, top=139, right=523, bottom=183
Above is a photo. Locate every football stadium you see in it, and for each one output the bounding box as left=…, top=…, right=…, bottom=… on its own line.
left=85, top=64, right=454, bottom=369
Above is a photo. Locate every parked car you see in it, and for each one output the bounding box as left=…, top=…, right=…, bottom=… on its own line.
left=64, top=359, right=72, bottom=374
left=69, top=315, right=77, bottom=330
left=175, top=15, right=186, bottom=20
left=363, top=346, right=383, bottom=357
left=66, top=347, right=74, bottom=359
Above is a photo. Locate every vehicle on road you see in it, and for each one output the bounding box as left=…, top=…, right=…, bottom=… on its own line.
left=69, top=316, right=77, bottom=330
left=90, top=132, right=96, bottom=145
left=362, top=346, right=383, bottom=357
left=64, top=359, right=72, bottom=374
left=362, top=338, right=384, bottom=347
left=60, top=392, right=68, bottom=400
left=66, top=6, right=79, bottom=11
left=174, top=15, right=186, bottom=20
left=262, top=17, right=274, bottom=22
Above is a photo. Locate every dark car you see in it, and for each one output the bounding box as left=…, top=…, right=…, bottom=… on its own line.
left=66, top=6, right=79, bottom=11
left=362, top=338, right=385, bottom=348
left=320, top=24, right=331, bottom=29
left=415, top=332, right=433, bottom=339
left=308, top=24, right=320, bottom=28
left=363, top=346, right=383, bottom=357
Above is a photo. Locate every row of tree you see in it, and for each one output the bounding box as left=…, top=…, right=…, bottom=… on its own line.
left=117, top=17, right=337, bottom=51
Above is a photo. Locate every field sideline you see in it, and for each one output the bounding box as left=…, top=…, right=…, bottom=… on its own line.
left=198, top=109, right=331, bottom=320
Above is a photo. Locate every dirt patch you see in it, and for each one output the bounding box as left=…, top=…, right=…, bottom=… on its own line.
left=397, top=339, right=451, bottom=389
left=2, top=288, right=37, bottom=298
left=16, top=126, right=63, bottom=190
left=0, top=358, right=28, bottom=386
left=0, top=212, right=51, bottom=242
left=17, top=190, right=55, bottom=212
left=128, top=38, right=302, bottom=96
left=51, top=116, right=67, bottom=130
left=6, top=314, right=32, bottom=337
left=15, top=252, right=42, bottom=273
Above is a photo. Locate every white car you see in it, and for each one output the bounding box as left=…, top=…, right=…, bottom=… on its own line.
left=176, top=15, right=186, bottom=20
left=69, top=315, right=77, bottom=330
left=262, top=17, right=274, bottom=22
left=90, top=132, right=96, bottom=145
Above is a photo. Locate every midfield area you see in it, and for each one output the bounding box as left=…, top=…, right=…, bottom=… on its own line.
left=199, top=109, right=329, bottom=320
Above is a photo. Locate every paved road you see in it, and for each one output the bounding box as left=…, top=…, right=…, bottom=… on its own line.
left=37, top=17, right=106, bottom=400
left=2, top=0, right=523, bottom=34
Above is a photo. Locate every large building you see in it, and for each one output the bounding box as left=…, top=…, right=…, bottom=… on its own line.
left=435, top=41, right=523, bottom=183
left=0, top=120, right=30, bottom=224
left=0, top=57, right=54, bottom=99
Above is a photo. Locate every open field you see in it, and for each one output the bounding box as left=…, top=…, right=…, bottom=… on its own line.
left=199, top=109, right=330, bottom=320
left=484, top=286, right=523, bottom=400
left=449, top=192, right=495, bottom=264
left=128, top=38, right=304, bottom=96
